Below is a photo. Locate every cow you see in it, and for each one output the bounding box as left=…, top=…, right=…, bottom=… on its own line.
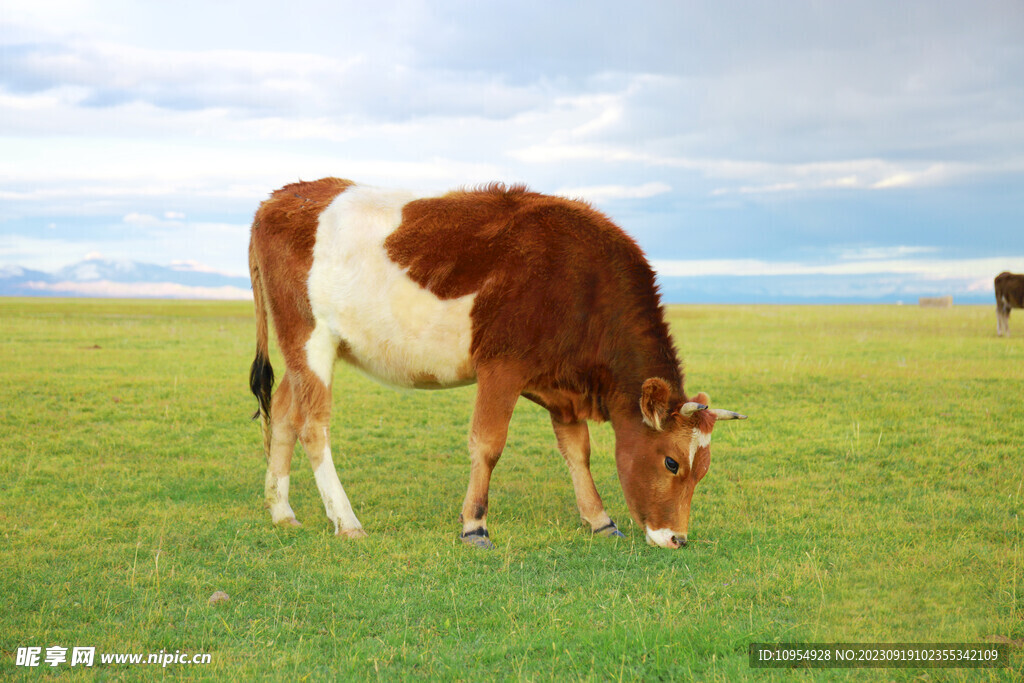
left=995, top=272, right=1024, bottom=337
left=247, top=178, right=746, bottom=549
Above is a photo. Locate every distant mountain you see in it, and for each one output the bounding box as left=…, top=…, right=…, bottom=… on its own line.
left=1, top=257, right=995, bottom=304
left=0, top=265, right=57, bottom=295
left=0, top=258, right=252, bottom=300
left=656, top=273, right=995, bottom=304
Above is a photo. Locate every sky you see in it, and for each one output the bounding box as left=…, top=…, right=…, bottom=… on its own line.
left=1, top=0, right=1022, bottom=302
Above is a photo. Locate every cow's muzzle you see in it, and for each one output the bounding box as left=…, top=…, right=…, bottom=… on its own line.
left=645, top=526, right=688, bottom=549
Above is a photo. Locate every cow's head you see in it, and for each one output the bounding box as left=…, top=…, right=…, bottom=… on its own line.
left=615, top=378, right=745, bottom=549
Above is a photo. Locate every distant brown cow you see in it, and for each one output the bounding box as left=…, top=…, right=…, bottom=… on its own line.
left=248, top=178, right=746, bottom=549
left=995, top=272, right=1024, bottom=337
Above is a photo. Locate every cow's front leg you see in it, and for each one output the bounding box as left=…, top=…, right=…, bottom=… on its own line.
left=459, top=364, right=522, bottom=549
left=551, top=417, right=623, bottom=538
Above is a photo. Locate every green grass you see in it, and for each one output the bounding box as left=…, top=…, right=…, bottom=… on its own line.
left=0, top=298, right=1021, bottom=680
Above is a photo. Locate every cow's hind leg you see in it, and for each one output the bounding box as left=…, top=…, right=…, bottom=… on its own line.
left=551, top=417, right=623, bottom=538
left=265, top=372, right=301, bottom=526
left=294, top=325, right=367, bottom=538
left=459, top=363, right=523, bottom=549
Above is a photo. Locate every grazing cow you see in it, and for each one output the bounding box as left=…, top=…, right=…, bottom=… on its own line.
left=995, top=272, right=1024, bottom=337
left=248, top=178, right=746, bottom=549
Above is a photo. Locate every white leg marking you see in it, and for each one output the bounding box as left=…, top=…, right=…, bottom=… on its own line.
left=313, top=446, right=362, bottom=534
left=264, top=471, right=297, bottom=524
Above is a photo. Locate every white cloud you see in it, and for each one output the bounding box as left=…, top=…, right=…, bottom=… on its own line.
left=514, top=144, right=977, bottom=194
left=123, top=212, right=168, bottom=226
left=836, top=246, right=938, bottom=261
left=0, top=36, right=559, bottom=135
left=555, top=182, right=672, bottom=203
left=1, top=1, right=1022, bottom=302
left=0, top=135, right=515, bottom=214
left=0, top=234, right=102, bottom=270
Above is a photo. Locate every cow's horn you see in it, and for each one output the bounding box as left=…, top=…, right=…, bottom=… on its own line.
left=680, top=402, right=707, bottom=416
left=709, top=408, right=747, bottom=420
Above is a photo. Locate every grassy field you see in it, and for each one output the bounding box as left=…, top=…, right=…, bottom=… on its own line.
left=0, top=298, right=1021, bottom=680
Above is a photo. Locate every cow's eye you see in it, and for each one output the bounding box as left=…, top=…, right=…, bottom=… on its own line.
left=664, top=456, right=679, bottom=474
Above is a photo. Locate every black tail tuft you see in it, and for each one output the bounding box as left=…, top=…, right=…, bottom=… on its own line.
left=249, top=349, right=274, bottom=421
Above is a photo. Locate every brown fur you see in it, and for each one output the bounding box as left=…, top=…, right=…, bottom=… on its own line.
left=639, top=377, right=673, bottom=430
left=995, top=271, right=1024, bottom=336
left=249, top=178, right=359, bottom=534
left=250, top=178, right=353, bottom=368
left=249, top=178, right=744, bottom=547
left=386, top=184, right=685, bottom=417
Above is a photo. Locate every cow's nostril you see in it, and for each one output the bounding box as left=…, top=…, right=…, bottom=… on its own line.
left=672, top=535, right=688, bottom=548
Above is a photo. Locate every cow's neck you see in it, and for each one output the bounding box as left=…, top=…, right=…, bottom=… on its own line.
left=602, top=319, right=685, bottom=424
left=521, top=274, right=685, bottom=426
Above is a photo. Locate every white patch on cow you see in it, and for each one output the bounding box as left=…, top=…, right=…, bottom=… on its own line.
left=264, top=472, right=296, bottom=524
left=307, top=184, right=477, bottom=389
left=688, top=428, right=712, bottom=467
left=313, top=446, right=362, bottom=534
left=305, top=321, right=338, bottom=387
left=645, top=526, right=683, bottom=549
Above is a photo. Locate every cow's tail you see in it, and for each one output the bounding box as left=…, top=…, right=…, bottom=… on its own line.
left=249, top=240, right=275, bottom=461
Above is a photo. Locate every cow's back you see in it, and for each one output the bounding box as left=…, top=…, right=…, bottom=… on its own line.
left=387, top=184, right=670, bottom=381
left=254, top=178, right=671, bottom=391
left=307, top=184, right=478, bottom=388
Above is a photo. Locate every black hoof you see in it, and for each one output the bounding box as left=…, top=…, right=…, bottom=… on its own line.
left=593, top=521, right=625, bottom=538
left=460, top=528, right=495, bottom=549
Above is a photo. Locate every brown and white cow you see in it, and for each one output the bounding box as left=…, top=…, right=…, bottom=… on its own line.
left=248, top=178, right=745, bottom=549
left=995, top=271, right=1024, bottom=337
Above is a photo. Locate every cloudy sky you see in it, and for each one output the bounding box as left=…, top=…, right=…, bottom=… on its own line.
left=1, top=0, right=1022, bottom=301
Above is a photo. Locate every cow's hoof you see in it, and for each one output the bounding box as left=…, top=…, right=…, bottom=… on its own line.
left=593, top=521, right=625, bottom=538
left=337, top=527, right=369, bottom=540
left=276, top=517, right=302, bottom=528
left=460, top=528, right=495, bottom=549
left=462, top=535, right=496, bottom=549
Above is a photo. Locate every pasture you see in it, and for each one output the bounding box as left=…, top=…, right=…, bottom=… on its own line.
left=0, top=298, right=1021, bottom=680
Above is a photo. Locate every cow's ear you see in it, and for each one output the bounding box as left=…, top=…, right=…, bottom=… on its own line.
left=640, top=378, right=672, bottom=431
left=691, top=391, right=710, bottom=406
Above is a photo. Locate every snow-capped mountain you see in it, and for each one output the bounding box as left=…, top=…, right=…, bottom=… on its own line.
left=0, top=258, right=252, bottom=300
